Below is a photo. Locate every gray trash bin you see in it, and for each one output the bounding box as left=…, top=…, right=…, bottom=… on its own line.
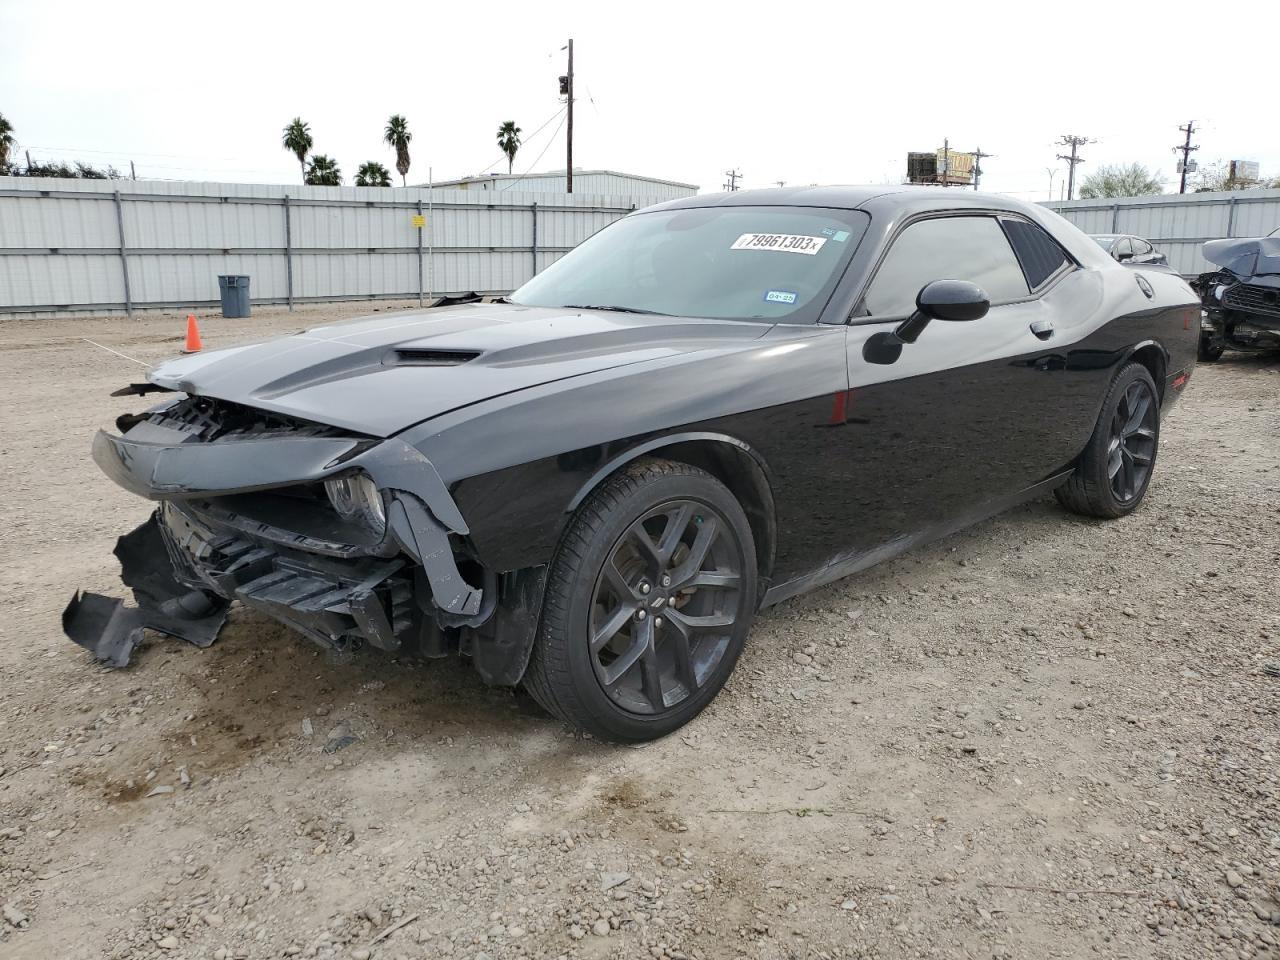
left=217, top=275, right=251, bottom=318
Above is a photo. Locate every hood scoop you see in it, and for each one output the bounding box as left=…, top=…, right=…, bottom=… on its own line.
left=392, top=348, right=481, bottom=366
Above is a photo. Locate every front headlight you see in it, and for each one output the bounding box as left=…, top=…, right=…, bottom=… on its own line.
left=324, top=473, right=386, bottom=536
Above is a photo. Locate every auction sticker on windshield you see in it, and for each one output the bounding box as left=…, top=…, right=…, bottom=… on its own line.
left=730, top=233, right=827, bottom=255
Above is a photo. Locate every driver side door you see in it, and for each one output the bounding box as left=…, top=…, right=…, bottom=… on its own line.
left=834, top=213, right=1079, bottom=556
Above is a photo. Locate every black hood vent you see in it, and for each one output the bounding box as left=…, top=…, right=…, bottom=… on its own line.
left=392, top=348, right=481, bottom=366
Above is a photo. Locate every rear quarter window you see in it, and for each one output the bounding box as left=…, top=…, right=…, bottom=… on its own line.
left=1002, top=218, right=1073, bottom=290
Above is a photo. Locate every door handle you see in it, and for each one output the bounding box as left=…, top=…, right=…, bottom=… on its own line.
left=1030, top=319, right=1055, bottom=340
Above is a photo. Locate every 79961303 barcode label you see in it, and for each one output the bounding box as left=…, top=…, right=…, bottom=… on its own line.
left=730, top=233, right=827, bottom=255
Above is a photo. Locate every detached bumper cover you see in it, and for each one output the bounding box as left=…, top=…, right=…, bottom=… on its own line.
left=65, top=426, right=486, bottom=665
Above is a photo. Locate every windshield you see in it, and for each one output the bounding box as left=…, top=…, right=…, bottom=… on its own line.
left=511, top=205, right=870, bottom=322
left=1092, top=236, right=1115, bottom=251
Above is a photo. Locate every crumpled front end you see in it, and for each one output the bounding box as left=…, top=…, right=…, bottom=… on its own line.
left=66, top=392, right=494, bottom=668
left=1196, top=235, right=1280, bottom=354
left=1195, top=268, right=1280, bottom=353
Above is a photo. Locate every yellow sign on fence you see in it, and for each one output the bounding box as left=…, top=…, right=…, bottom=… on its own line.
left=411, top=214, right=426, bottom=229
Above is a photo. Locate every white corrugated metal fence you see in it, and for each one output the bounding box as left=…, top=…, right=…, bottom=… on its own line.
left=0, top=177, right=651, bottom=318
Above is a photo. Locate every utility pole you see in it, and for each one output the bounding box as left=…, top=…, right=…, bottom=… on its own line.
left=1175, top=121, right=1198, bottom=194
left=940, top=138, right=950, bottom=187
left=971, top=147, right=993, bottom=191
left=1056, top=134, right=1093, bottom=201
left=723, top=169, right=742, bottom=192
left=1046, top=167, right=1058, bottom=202
left=130, top=160, right=136, bottom=181
left=559, top=39, right=574, bottom=193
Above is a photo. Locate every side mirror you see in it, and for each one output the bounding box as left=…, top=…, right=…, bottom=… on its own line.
left=862, top=279, right=989, bottom=365
left=894, top=279, right=990, bottom=343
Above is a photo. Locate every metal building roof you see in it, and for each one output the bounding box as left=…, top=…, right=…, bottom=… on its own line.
left=416, top=169, right=699, bottom=192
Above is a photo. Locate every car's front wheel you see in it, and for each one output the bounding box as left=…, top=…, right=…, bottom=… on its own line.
left=524, top=457, right=757, bottom=742
left=1055, top=361, right=1160, bottom=519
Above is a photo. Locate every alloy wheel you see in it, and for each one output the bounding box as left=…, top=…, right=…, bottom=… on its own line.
left=587, top=499, right=744, bottom=716
left=1107, top=379, right=1157, bottom=503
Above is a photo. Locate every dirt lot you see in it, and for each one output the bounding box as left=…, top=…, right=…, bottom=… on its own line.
left=0, top=304, right=1277, bottom=960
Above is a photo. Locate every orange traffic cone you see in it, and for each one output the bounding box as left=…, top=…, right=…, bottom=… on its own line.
left=182, top=314, right=203, bottom=353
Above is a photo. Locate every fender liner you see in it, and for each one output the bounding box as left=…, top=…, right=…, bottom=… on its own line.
left=471, top=565, right=550, bottom=686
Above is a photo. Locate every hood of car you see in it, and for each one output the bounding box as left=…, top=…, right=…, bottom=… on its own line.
left=146, top=303, right=772, bottom=437
left=1203, top=235, right=1280, bottom=277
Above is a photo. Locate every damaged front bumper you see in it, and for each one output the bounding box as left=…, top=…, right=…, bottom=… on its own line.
left=1194, top=269, right=1280, bottom=353
left=67, top=398, right=490, bottom=666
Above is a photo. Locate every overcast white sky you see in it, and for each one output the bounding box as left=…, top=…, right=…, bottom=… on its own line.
left=1, top=0, right=1272, bottom=200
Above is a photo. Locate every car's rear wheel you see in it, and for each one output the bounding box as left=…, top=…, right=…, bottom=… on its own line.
left=524, top=457, right=757, bottom=742
left=1055, top=362, right=1160, bottom=519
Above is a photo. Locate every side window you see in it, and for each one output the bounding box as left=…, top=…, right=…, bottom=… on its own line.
left=1001, top=218, right=1073, bottom=290
left=861, top=216, right=1029, bottom=318
left=1113, top=237, right=1133, bottom=259
left=1133, top=238, right=1154, bottom=256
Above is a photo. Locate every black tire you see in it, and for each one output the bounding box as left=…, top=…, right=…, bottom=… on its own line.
left=1055, top=362, right=1160, bottom=519
left=1198, top=336, right=1224, bottom=362
left=524, top=457, right=757, bottom=742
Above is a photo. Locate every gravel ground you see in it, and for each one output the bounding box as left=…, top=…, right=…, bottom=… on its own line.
left=0, top=305, right=1277, bottom=960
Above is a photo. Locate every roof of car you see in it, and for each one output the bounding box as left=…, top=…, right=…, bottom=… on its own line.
left=648, top=185, right=1047, bottom=217
left=650, top=185, right=904, bottom=210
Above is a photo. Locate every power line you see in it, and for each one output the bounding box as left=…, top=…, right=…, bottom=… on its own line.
left=471, top=105, right=568, bottom=177
left=1055, top=134, right=1094, bottom=201
left=1174, top=121, right=1199, bottom=194
left=498, top=112, right=568, bottom=191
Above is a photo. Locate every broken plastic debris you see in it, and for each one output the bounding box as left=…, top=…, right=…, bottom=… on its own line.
left=62, top=513, right=229, bottom=667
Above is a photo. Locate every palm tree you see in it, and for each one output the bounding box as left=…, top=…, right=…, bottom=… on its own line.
left=496, top=121, right=522, bottom=175
left=355, top=161, right=392, bottom=187
left=0, top=112, right=15, bottom=174
left=304, top=154, right=342, bottom=186
left=1078, top=163, right=1164, bottom=199
left=384, top=115, right=411, bottom=186
left=282, top=118, right=313, bottom=184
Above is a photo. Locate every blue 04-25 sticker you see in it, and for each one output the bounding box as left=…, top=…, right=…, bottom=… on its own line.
left=764, top=290, right=798, bottom=304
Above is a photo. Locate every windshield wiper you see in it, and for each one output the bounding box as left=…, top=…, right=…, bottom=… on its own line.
left=561, top=304, right=673, bottom=317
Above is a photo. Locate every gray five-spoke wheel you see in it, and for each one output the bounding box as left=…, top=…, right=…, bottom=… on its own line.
left=588, top=499, right=743, bottom=716
left=1107, top=378, right=1157, bottom=503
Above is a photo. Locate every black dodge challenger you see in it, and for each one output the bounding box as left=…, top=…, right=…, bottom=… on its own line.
left=67, top=186, right=1199, bottom=741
